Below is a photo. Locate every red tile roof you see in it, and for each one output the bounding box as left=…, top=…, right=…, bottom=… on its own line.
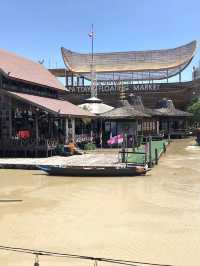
left=7, top=91, right=94, bottom=118
left=0, top=49, right=65, bottom=91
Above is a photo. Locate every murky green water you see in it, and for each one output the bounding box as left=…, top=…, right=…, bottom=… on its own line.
left=0, top=138, right=200, bottom=266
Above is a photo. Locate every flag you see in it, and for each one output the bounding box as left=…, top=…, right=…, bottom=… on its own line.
left=117, top=134, right=124, bottom=144
left=107, top=134, right=123, bottom=145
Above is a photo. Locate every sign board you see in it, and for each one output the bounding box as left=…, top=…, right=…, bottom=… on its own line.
left=67, top=84, right=160, bottom=94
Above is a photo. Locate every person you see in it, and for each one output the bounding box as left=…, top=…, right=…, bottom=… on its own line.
left=66, top=140, right=76, bottom=155
left=66, top=140, right=83, bottom=155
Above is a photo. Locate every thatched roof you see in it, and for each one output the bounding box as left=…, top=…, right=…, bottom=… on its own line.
left=61, top=41, right=197, bottom=81
left=128, top=95, right=192, bottom=117
left=155, top=99, right=192, bottom=117
left=101, top=99, right=150, bottom=119
left=128, top=95, right=160, bottom=116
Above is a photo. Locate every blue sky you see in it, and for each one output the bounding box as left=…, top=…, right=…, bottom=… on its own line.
left=1, top=0, right=200, bottom=82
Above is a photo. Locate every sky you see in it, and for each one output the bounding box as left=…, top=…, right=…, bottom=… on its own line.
left=0, top=0, right=200, bottom=82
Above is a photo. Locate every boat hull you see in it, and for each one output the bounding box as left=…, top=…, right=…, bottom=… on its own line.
left=38, top=165, right=147, bottom=177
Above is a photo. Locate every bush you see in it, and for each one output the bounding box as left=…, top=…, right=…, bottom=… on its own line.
left=83, top=143, right=96, bottom=150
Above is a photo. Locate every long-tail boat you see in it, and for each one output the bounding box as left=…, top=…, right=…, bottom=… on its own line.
left=38, top=164, right=147, bottom=177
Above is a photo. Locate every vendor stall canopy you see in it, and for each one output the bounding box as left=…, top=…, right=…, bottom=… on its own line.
left=61, top=41, right=197, bottom=81
left=78, top=97, right=114, bottom=115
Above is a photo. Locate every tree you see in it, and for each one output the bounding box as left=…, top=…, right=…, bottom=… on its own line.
left=187, top=100, right=200, bottom=126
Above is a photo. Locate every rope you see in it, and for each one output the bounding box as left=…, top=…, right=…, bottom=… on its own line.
left=0, top=245, right=175, bottom=266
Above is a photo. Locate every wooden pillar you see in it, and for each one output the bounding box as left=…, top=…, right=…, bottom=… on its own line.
left=141, top=120, right=144, bottom=136
left=8, top=97, right=12, bottom=138
left=0, top=73, right=2, bottom=88
left=149, top=136, right=152, bottom=167
left=65, top=118, right=69, bottom=144
left=156, top=120, right=160, bottom=135
left=1, top=95, right=12, bottom=140
left=65, top=69, right=68, bottom=87
left=48, top=116, right=51, bottom=138
left=179, top=71, right=182, bottom=83
left=166, top=69, right=169, bottom=83
left=71, top=118, right=75, bottom=142
left=82, top=77, right=85, bottom=86
left=71, top=73, right=74, bottom=87
left=77, top=77, right=80, bottom=86
left=112, top=72, right=115, bottom=86
left=185, top=118, right=188, bottom=130
left=168, top=118, right=172, bottom=136
left=100, top=119, right=103, bottom=149
left=35, top=112, right=39, bottom=157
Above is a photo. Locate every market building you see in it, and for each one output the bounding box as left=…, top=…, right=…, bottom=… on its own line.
left=48, top=40, right=197, bottom=144
left=50, top=40, right=198, bottom=109
left=0, top=49, right=94, bottom=157
left=0, top=40, right=197, bottom=156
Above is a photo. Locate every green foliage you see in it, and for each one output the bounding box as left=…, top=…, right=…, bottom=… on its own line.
left=187, top=100, right=200, bottom=122
left=191, top=97, right=199, bottom=105
left=83, top=143, right=96, bottom=150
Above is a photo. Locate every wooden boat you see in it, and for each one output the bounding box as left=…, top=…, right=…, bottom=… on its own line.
left=38, top=165, right=147, bottom=177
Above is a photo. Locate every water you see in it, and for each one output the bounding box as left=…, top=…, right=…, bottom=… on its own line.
left=0, top=138, right=200, bottom=266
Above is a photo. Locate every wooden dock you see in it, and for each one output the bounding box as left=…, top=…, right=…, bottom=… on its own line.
left=0, top=153, right=120, bottom=170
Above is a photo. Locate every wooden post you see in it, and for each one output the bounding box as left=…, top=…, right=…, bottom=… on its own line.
left=65, top=118, right=69, bottom=144
left=71, top=73, right=74, bottom=87
left=77, top=76, right=80, bottom=86
left=155, top=148, right=158, bottom=165
left=149, top=136, right=152, bottom=167
left=179, top=71, right=182, bottom=83
left=166, top=69, right=169, bottom=83
left=100, top=119, right=103, bottom=149
left=163, top=142, right=166, bottom=153
left=141, top=119, right=144, bottom=136
left=65, top=69, right=68, bottom=87
left=8, top=97, right=12, bottom=139
left=121, top=147, right=126, bottom=163
left=145, top=152, right=147, bottom=165
left=71, top=117, right=75, bottom=142
left=35, top=112, right=39, bottom=157
left=156, top=120, right=160, bottom=136
left=0, top=73, right=2, bottom=88
left=168, top=133, right=171, bottom=143
left=82, top=77, right=85, bottom=86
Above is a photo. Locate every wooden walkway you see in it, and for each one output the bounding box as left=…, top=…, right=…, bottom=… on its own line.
left=127, top=140, right=169, bottom=165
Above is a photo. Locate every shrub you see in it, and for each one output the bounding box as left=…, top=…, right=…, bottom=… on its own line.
left=83, top=143, right=96, bottom=150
